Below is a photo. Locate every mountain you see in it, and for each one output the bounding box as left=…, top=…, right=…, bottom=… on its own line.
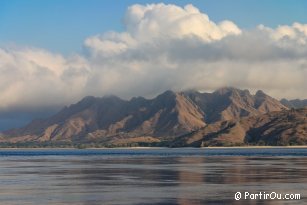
left=1, top=91, right=206, bottom=145
left=182, top=87, right=287, bottom=122
left=280, top=99, right=307, bottom=109
left=0, top=87, right=290, bottom=147
left=171, top=108, right=307, bottom=147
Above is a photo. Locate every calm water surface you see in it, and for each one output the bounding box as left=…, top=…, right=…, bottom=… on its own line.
left=0, top=148, right=306, bottom=205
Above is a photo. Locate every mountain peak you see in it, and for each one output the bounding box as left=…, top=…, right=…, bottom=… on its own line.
left=255, top=90, right=267, bottom=97
left=214, top=87, right=240, bottom=95
left=280, top=98, right=307, bottom=109
left=102, top=94, right=123, bottom=101
left=78, top=95, right=97, bottom=104
left=156, top=90, right=176, bottom=99
left=130, top=96, right=146, bottom=102
left=161, top=90, right=176, bottom=95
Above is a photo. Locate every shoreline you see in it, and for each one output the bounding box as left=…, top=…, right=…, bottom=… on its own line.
left=1, top=145, right=307, bottom=150
left=202, top=145, right=307, bottom=149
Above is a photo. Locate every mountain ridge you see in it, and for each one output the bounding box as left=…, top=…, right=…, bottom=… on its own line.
left=280, top=98, right=307, bottom=109
left=171, top=108, right=307, bottom=147
left=2, top=87, right=305, bottom=147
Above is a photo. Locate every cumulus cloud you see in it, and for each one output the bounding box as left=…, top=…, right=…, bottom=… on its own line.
left=0, top=47, right=89, bottom=110
left=1, top=3, right=307, bottom=113
left=260, top=22, right=307, bottom=45
left=85, top=4, right=241, bottom=56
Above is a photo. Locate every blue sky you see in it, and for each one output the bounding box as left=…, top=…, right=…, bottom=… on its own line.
left=1, top=0, right=306, bottom=54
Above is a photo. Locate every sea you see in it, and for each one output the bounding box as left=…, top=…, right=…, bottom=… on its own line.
left=0, top=148, right=306, bottom=205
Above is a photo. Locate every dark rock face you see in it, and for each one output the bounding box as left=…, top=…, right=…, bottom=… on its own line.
left=280, top=99, right=307, bottom=109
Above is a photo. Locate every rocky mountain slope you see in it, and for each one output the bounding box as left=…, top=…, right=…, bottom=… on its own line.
left=171, top=108, right=307, bottom=147
left=280, top=99, right=307, bottom=109
left=1, top=87, right=290, bottom=146
left=2, top=91, right=206, bottom=144
left=183, top=87, right=287, bottom=122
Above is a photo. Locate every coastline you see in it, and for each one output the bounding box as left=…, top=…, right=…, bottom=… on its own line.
left=202, top=145, right=307, bottom=149
left=1, top=145, right=307, bottom=150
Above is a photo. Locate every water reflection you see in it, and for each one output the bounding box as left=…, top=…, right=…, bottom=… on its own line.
left=0, top=153, right=306, bottom=205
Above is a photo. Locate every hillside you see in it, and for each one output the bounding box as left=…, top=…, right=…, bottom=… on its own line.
left=0, top=87, right=291, bottom=147
left=171, top=108, right=307, bottom=147
left=183, top=87, right=287, bottom=122
left=1, top=91, right=206, bottom=145
left=280, top=99, right=307, bottom=109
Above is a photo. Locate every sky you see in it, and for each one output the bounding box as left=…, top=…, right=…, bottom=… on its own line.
left=0, top=0, right=307, bottom=130
left=1, top=0, right=307, bottom=54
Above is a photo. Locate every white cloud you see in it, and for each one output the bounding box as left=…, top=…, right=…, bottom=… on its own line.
left=0, top=3, right=307, bottom=112
left=260, top=22, right=307, bottom=45
left=84, top=32, right=135, bottom=57
left=0, top=47, right=89, bottom=110
left=85, top=3, right=241, bottom=57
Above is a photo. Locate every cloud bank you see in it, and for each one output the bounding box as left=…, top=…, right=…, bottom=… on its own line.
left=1, top=3, right=307, bottom=112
